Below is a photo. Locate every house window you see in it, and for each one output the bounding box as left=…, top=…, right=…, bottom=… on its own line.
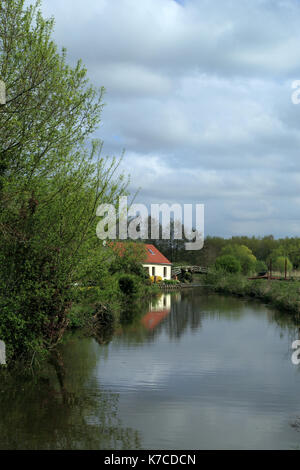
left=148, top=248, right=155, bottom=255
left=144, top=267, right=150, bottom=276
left=152, top=267, right=155, bottom=276
left=164, top=267, right=167, bottom=278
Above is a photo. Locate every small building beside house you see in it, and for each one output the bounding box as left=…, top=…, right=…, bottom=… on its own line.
left=142, top=244, right=172, bottom=280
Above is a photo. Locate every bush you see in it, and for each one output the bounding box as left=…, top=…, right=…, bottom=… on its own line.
left=273, top=256, right=293, bottom=274
left=163, top=279, right=180, bottom=285
left=68, top=304, right=94, bottom=329
left=184, top=271, right=193, bottom=283
left=221, top=244, right=257, bottom=274
left=215, top=255, right=241, bottom=273
left=109, top=242, right=148, bottom=279
left=118, top=274, right=140, bottom=297
left=255, top=260, right=268, bottom=275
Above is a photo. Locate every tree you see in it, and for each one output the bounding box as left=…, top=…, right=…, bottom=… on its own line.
left=0, top=0, right=129, bottom=362
left=255, top=260, right=268, bottom=274
left=215, top=255, right=241, bottom=274
left=0, top=0, right=103, bottom=188
left=221, top=244, right=257, bottom=275
left=267, top=247, right=286, bottom=266
left=109, top=242, right=148, bottom=278
left=273, top=256, right=292, bottom=275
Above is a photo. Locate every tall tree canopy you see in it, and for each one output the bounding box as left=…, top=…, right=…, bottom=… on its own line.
left=0, top=0, right=128, bottom=362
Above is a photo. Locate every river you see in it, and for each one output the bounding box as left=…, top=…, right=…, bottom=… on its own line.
left=1, top=288, right=300, bottom=450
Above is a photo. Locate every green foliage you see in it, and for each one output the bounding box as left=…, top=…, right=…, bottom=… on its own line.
left=70, top=268, right=123, bottom=329
left=221, top=245, right=257, bottom=275
left=255, top=260, right=268, bottom=274
left=205, top=270, right=300, bottom=315
left=143, top=227, right=300, bottom=272
left=68, top=303, right=95, bottom=329
left=109, top=242, right=147, bottom=278
left=0, top=0, right=104, bottom=188
left=118, top=274, right=141, bottom=297
left=0, top=0, right=129, bottom=362
left=273, top=256, right=293, bottom=274
left=181, top=271, right=193, bottom=283
left=215, top=255, right=242, bottom=274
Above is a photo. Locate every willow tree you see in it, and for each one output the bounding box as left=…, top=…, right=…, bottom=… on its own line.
left=0, top=0, right=128, bottom=362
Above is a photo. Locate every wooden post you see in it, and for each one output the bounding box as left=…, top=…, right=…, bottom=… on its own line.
left=285, top=258, right=287, bottom=280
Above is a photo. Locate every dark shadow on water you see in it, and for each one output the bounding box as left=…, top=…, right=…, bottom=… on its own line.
left=0, top=339, right=141, bottom=450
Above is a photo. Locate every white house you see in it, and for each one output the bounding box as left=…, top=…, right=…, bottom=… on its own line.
left=142, top=244, right=172, bottom=280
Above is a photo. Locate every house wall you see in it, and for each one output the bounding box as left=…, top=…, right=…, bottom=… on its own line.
left=143, top=264, right=172, bottom=280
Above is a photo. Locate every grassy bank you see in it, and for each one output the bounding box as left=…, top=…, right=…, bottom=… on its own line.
left=205, top=270, right=300, bottom=316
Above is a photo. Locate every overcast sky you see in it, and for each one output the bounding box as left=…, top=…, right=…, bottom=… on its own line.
left=38, top=0, right=300, bottom=238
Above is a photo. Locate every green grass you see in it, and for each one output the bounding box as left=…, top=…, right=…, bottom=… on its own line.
left=205, top=270, right=300, bottom=315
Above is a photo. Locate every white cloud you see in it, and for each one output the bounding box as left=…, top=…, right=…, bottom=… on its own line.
left=37, top=0, right=300, bottom=237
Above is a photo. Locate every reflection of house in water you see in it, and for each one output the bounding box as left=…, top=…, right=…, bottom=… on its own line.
left=0, top=340, right=6, bottom=365
left=141, top=294, right=172, bottom=330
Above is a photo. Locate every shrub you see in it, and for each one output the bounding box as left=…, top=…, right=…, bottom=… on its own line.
left=118, top=274, right=140, bottom=297
left=221, top=244, right=257, bottom=274
left=109, top=242, right=147, bottom=279
left=163, top=279, right=180, bottom=285
left=255, top=260, right=268, bottom=275
left=215, top=255, right=241, bottom=273
left=273, top=256, right=293, bottom=274
left=184, top=271, right=193, bottom=283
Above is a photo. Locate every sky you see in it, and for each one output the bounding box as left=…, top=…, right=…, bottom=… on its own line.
left=37, top=0, right=300, bottom=238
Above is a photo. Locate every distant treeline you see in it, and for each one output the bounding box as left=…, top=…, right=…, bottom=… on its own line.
left=149, top=230, right=300, bottom=269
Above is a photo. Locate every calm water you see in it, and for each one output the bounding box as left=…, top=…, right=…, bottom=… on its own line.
left=1, top=288, right=300, bottom=450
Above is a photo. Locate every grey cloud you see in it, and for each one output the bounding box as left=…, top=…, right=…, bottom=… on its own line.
left=37, top=0, right=300, bottom=236
left=42, top=0, right=300, bottom=78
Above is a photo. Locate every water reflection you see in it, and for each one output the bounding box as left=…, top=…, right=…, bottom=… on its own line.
left=141, top=294, right=171, bottom=330
left=119, top=289, right=300, bottom=344
left=0, top=337, right=141, bottom=450
left=0, top=340, right=5, bottom=365
left=115, top=290, right=263, bottom=345
left=1, top=288, right=300, bottom=450
left=96, top=289, right=300, bottom=449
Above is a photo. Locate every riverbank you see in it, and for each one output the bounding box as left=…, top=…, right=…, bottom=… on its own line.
left=68, top=282, right=161, bottom=331
left=204, top=270, right=300, bottom=316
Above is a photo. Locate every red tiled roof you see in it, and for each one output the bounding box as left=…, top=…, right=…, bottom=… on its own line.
left=109, top=242, right=172, bottom=265
left=144, top=244, right=172, bottom=265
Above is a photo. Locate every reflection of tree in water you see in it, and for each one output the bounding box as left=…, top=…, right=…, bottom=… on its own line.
left=266, top=308, right=300, bottom=348
left=164, top=296, right=202, bottom=339
left=93, top=323, right=115, bottom=346
left=113, top=300, right=156, bottom=345
left=0, top=337, right=141, bottom=450
left=151, top=290, right=249, bottom=340
left=103, top=288, right=300, bottom=349
left=112, top=289, right=252, bottom=345
left=3, top=289, right=299, bottom=449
